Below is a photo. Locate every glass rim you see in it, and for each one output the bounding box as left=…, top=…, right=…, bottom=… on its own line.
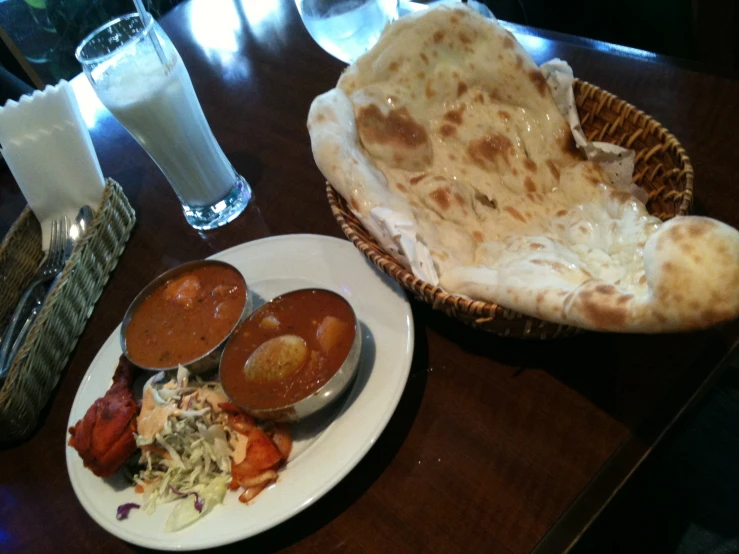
left=75, top=12, right=156, bottom=65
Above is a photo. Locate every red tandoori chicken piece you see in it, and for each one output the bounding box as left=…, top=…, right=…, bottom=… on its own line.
left=68, top=355, right=139, bottom=477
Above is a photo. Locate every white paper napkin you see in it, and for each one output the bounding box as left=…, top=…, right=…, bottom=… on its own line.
left=0, top=80, right=105, bottom=249
left=540, top=58, right=649, bottom=204
left=365, top=207, right=439, bottom=285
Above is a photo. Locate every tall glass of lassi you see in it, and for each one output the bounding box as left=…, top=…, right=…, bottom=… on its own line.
left=76, top=13, right=251, bottom=230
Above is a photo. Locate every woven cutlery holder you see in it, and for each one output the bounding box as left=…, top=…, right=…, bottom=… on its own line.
left=0, top=179, right=135, bottom=441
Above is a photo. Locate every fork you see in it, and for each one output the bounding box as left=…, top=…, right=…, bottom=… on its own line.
left=0, top=216, right=70, bottom=380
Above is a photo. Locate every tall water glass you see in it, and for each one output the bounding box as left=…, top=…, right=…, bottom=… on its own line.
left=76, top=13, right=251, bottom=230
left=295, top=0, right=398, bottom=63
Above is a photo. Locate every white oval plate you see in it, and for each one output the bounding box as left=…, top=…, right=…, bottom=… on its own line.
left=66, top=234, right=414, bottom=550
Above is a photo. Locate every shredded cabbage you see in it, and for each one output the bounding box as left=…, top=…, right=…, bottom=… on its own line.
left=165, top=475, right=230, bottom=532
left=132, top=366, right=233, bottom=531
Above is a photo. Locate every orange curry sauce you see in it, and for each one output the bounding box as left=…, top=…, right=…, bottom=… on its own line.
left=221, top=289, right=355, bottom=409
left=125, top=265, right=246, bottom=368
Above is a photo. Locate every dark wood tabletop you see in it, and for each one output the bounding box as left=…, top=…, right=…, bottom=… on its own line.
left=2, top=1, right=739, bottom=553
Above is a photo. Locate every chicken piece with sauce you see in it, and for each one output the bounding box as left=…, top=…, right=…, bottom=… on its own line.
left=68, top=356, right=139, bottom=478
left=163, top=274, right=203, bottom=308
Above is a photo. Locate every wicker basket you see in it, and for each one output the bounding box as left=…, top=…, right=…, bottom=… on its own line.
left=0, top=179, right=136, bottom=441
left=327, top=79, right=694, bottom=339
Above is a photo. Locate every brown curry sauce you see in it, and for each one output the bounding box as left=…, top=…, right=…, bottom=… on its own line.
left=125, top=265, right=246, bottom=368
left=221, top=289, right=356, bottom=410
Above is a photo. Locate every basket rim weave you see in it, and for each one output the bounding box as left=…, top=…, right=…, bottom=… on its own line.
left=327, top=78, right=694, bottom=335
left=575, top=79, right=693, bottom=216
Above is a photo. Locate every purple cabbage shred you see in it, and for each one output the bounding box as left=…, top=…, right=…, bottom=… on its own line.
left=169, top=485, right=204, bottom=513
left=116, top=503, right=140, bottom=520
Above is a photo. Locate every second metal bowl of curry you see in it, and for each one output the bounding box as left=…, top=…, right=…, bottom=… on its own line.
left=121, top=260, right=252, bottom=374
left=219, top=288, right=362, bottom=422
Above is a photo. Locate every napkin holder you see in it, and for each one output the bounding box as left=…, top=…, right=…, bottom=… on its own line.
left=0, top=179, right=135, bottom=442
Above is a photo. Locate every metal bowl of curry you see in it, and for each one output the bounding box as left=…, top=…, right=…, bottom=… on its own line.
left=121, top=260, right=252, bottom=373
left=219, top=288, right=362, bottom=422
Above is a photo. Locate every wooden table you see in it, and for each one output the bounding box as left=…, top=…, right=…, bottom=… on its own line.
left=2, top=1, right=739, bottom=552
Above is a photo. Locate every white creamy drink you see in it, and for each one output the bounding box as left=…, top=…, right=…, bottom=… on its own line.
left=78, top=13, right=250, bottom=229
left=96, top=53, right=234, bottom=207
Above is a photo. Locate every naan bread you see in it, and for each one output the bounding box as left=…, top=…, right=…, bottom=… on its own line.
left=307, top=3, right=739, bottom=332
